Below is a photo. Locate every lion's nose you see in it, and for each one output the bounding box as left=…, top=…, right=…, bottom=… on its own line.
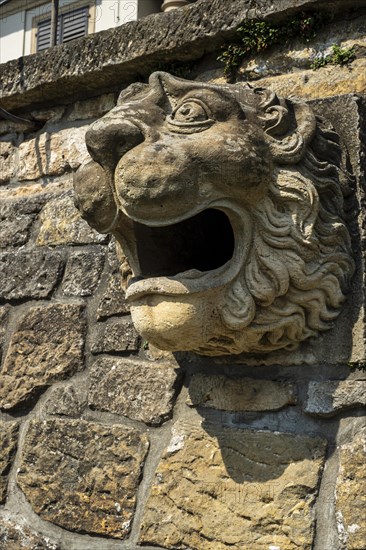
left=85, top=116, right=144, bottom=171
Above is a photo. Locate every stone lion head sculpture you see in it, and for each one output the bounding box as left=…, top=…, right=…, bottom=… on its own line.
left=74, top=72, right=355, bottom=356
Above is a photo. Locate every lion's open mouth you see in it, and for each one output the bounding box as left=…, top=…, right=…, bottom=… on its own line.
left=126, top=208, right=239, bottom=299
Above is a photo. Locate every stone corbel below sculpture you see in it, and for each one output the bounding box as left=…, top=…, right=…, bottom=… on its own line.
left=74, top=72, right=355, bottom=356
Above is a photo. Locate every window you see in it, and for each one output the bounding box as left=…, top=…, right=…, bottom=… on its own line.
left=36, top=5, right=89, bottom=51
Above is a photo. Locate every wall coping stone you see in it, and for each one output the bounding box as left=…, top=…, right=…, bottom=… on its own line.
left=1, top=0, right=366, bottom=112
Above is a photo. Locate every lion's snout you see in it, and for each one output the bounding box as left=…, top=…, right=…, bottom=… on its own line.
left=85, top=114, right=144, bottom=172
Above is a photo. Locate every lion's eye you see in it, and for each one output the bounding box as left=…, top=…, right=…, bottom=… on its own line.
left=168, top=99, right=213, bottom=133
left=173, top=101, right=209, bottom=122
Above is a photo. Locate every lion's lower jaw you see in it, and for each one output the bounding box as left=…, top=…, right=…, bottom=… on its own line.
left=129, top=297, right=303, bottom=356
left=128, top=289, right=295, bottom=357
left=129, top=293, right=224, bottom=353
left=128, top=276, right=347, bottom=356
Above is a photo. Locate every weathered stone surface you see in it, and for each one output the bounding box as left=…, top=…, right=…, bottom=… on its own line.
left=97, top=272, right=130, bottom=319
left=0, top=180, right=78, bottom=249
left=37, top=192, right=107, bottom=246
left=62, top=248, right=105, bottom=296
left=233, top=14, right=366, bottom=81
left=0, top=186, right=49, bottom=248
left=89, top=357, right=181, bottom=425
left=0, top=305, right=9, bottom=361
left=91, top=316, right=140, bottom=354
left=0, top=422, right=19, bottom=504
left=18, top=126, right=90, bottom=180
left=0, top=513, right=62, bottom=550
left=305, top=381, right=366, bottom=417
left=252, top=59, right=366, bottom=101
left=144, top=342, right=176, bottom=362
left=79, top=72, right=354, bottom=357
left=0, top=304, right=86, bottom=409
left=188, top=374, right=297, bottom=411
left=0, top=250, right=62, bottom=300
left=0, top=137, right=16, bottom=184
left=0, top=119, right=30, bottom=136
left=1, top=0, right=364, bottom=112
left=335, top=429, right=366, bottom=550
left=0, top=179, right=71, bottom=213
left=0, top=214, right=33, bottom=248
left=30, top=106, right=65, bottom=123
left=95, top=240, right=130, bottom=318
left=43, top=383, right=87, bottom=418
left=17, top=418, right=149, bottom=539
left=140, top=422, right=327, bottom=549
left=66, top=94, right=116, bottom=121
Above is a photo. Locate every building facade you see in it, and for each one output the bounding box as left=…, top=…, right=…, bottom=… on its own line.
left=0, top=0, right=164, bottom=63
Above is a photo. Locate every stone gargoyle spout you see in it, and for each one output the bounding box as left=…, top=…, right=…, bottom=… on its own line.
left=74, top=72, right=355, bottom=356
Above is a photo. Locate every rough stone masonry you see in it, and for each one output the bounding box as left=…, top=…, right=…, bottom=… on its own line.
left=0, top=1, right=365, bottom=549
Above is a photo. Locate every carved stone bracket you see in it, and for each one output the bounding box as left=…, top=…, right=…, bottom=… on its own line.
left=74, top=72, right=355, bottom=356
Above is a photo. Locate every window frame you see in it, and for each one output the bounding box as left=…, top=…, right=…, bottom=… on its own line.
left=31, top=0, right=96, bottom=53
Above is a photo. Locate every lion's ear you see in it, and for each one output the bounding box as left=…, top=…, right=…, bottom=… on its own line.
left=255, top=89, right=316, bottom=164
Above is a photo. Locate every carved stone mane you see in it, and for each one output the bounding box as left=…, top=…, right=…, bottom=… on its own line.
left=74, top=72, right=355, bottom=356
left=219, top=121, right=354, bottom=354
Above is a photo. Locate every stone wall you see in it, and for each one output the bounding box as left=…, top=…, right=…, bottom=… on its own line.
left=0, top=1, right=365, bottom=549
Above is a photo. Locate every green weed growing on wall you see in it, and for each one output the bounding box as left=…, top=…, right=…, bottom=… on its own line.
left=311, top=44, right=355, bottom=69
left=218, top=11, right=330, bottom=81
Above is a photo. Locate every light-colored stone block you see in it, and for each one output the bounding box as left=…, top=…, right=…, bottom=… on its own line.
left=37, top=193, right=106, bottom=246
left=18, top=126, right=90, bottom=181
left=89, top=357, right=182, bottom=425
left=140, top=421, right=327, bottom=549
left=188, top=373, right=296, bottom=411
left=335, top=429, right=366, bottom=549
left=0, top=304, right=86, bottom=409
left=305, top=381, right=366, bottom=417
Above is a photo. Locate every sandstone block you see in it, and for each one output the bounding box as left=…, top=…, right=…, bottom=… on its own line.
left=305, top=381, right=366, bottom=417
left=144, top=342, right=176, bottom=362
left=66, top=94, right=116, bottom=121
left=0, top=120, right=27, bottom=136
left=0, top=306, right=9, bottom=361
left=90, top=316, right=140, bottom=354
left=0, top=137, right=16, bottom=184
left=62, top=248, right=105, bottom=296
left=336, top=429, right=366, bottom=550
left=37, top=192, right=107, bottom=246
left=0, top=215, right=33, bottom=248
left=30, top=106, right=65, bottom=123
left=0, top=422, right=19, bottom=504
left=18, top=126, right=90, bottom=180
left=0, top=180, right=70, bottom=217
left=0, top=250, right=62, bottom=300
left=1, top=181, right=81, bottom=249
left=140, top=422, right=327, bottom=549
left=0, top=513, right=61, bottom=550
left=17, top=418, right=149, bottom=539
left=96, top=242, right=131, bottom=318
left=252, top=58, right=366, bottom=101
left=234, top=14, right=366, bottom=82
left=97, top=272, right=130, bottom=319
left=0, top=304, right=86, bottom=409
left=89, top=357, right=182, bottom=425
left=188, top=374, right=297, bottom=411
left=43, top=383, right=87, bottom=418
left=0, top=189, right=40, bottom=248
